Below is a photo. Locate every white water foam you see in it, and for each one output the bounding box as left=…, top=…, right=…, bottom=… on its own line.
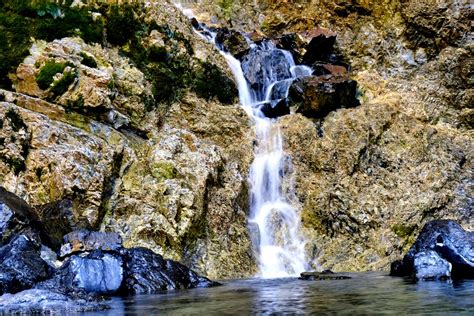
left=174, top=2, right=311, bottom=278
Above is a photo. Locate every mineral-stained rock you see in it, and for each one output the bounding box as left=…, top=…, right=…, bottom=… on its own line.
left=413, top=251, right=452, bottom=281
left=60, top=230, right=122, bottom=258
left=120, top=247, right=219, bottom=295
left=0, top=234, right=52, bottom=295
left=391, top=220, right=474, bottom=280
left=0, top=289, right=107, bottom=314
left=289, top=75, right=359, bottom=118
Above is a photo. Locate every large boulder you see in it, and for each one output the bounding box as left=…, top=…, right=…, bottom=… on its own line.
left=0, top=289, right=107, bottom=314
left=390, top=220, right=474, bottom=280
left=301, top=28, right=338, bottom=65
left=0, top=234, right=52, bottom=295
left=120, top=247, right=219, bottom=295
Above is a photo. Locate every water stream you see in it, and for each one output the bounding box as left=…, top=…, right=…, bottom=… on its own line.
left=178, top=4, right=312, bottom=277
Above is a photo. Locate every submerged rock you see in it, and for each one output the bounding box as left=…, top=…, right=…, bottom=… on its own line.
left=60, top=230, right=122, bottom=257
left=299, top=270, right=351, bottom=281
left=0, top=234, right=52, bottom=295
left=0, top=289, right=107, bottom=314
left=390, top=220, right=474, bottom=280
left=120, top=247, right=220, bottom=295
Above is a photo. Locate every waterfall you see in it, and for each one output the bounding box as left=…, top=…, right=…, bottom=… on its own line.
left=174, top=3, right=311, bottom=278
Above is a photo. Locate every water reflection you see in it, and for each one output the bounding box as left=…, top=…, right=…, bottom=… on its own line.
left=90, top=273, right=474, bottom=315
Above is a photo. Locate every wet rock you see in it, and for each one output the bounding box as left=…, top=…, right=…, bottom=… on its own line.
left=120, top=247, right=220, bottom=295
left=271, top=33, right=304, bottom=63
left=38, top=250, right=123, bottom=295
left=0, top=235, right=52, bottom=295
left=289, top=75, right=359, bottom=118
left=260, top=100, right=290, bottom=119
left=391, top=220, right=474, bottom=280
left=36, top=199, right=92, bottom=251
left=0, top=289, right=107, bottom=313
left=299, top=270, right=351, bottom=281
left=241, top=48, right=293, bottom=98
left=215, top=28, right=250, bottom=59
left=0, top=187, right=39, bottom=245
left=414, top=251, right=451, bottom=281
left=60, top=230, right=122, bottom=258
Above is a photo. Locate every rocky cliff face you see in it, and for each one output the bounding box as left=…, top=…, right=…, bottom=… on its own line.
left=0, top=0, right=472, bottom=277
left=0, top=0, right=256, bottom=279
left=189, top=0, right=473, bottom=271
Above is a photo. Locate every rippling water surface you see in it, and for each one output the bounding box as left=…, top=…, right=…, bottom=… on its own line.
left=92, top=273, right=474, bottom=315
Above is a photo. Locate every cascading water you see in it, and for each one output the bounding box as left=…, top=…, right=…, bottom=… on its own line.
left=174, top=3, right=311, bottom=278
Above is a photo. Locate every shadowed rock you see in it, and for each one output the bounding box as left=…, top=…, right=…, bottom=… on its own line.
left=260, top=100, right=290, bottom=119
left=0, top=187, right=40, bottom=246
left=36, top=199, right=92, bottom=251
left=0, top=234, right=52, bottom=295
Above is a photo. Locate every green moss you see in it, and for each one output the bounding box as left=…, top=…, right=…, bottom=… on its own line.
left=392, top=224, right=416, bottom=238
left=36, top=60, right=69, bottom=90
left=105, top=4, right=139, bottom=46
left=5, top=108, right=27, bottom=132
left=192, top=61, right=238, bottom=104
left=49, top=67, right=78, bottom=97
left=79, top=52, right=97, bottom=68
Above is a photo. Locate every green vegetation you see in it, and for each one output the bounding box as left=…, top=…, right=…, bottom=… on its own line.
left=36, top=60, right=70, bottom=90
left=0, top=1, right=237, bottom=110
left=392, top=224, right=416, bottom=238
left=193, top=61, right=238, bottom=104
left=79, top=52, right=98, bottom=68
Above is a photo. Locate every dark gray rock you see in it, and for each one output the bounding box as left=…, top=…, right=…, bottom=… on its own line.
left=391, top=220, right=474, bottom=280
left=259, top=99, right=290, bottom=119
left=241, top=47, right=293, bottom=101
left=0, top=289, right=107, bottom=313
left=0, top=234, right=52, bottom=295
left=60, top=230, right=122, bottom=257
left=120, top=247, right=220, bottom=295
left=414, top=250, right=451, bottom=281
